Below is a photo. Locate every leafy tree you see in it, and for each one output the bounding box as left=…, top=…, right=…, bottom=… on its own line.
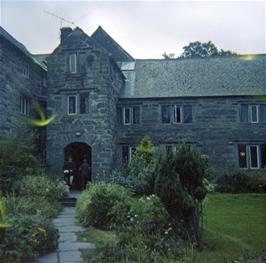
left=154, top=145, right=209, bottom=249
left=179, top=41, right=236, bottom=58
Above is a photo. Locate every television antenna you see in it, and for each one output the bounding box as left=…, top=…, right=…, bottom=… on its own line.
left=44, top=10, right=76, bottom=28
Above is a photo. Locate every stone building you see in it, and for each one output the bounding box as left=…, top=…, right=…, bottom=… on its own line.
left=1, top=25, right=266, bottom=182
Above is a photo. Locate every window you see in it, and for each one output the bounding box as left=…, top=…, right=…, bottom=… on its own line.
left=69, top=54, right=77, bottom=73
left=165, top=145, right=177, bottom=155
left=183, top=105, right=193, bottom=123
left=174, top=105, right=181, bottom=123
left=161, top=105, right=171, bottom=123
left=259, top=105, right=266, bottom=123
left=80, top=93, right=89, bottom=114
left=240, top=104, right=266, bottom=123
left=122, top=106, right=140, bottom=125
left=122, top=146, right=136, bottom=162
left=22, top=62, right=29, bottom=78
left=251, top=105, right=259, bottom=123
left=238, top=144, right=266, bottom=169
left=68, top=95, right=77, bottom=115
left=20, top=95, right=30, bottom=116
left=240, top=105, right=248, bottom=123
left=249, top=145, right=259, bottom=169
left=238, top=144, right=247, bottom=168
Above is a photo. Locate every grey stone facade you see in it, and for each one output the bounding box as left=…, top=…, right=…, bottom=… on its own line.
left=1, top=25, right=265, bottom=179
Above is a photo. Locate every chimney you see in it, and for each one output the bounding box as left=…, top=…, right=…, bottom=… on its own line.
left=60, top=27, right=72, bottom=43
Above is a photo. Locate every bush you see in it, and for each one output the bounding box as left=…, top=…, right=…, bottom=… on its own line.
left=18, top=174, right=69, bottom=202
left=216, top=169, right=266, bottom=193
left=154, top=145, right=209, bottom=248
left=0, top=137, right=41, bottom=194
left=110, top=136, right=156, bottom=195
left=76, top=182, right=131, bottom=229
left=0, top=213, right=58, bottom=262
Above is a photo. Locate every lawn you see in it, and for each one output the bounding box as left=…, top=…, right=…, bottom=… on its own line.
left=194, top=193, right=266, bottom=262
left=79, top=193, right=266, bottom=262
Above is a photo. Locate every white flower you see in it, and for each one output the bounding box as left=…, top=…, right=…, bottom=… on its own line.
left=130, top=217, right=134, bottom=222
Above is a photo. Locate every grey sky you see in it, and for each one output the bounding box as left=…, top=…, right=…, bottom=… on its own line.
left=0, top=0, right=265, bottom=58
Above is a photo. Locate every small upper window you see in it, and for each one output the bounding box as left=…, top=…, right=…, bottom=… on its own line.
left=69, top=54, right=77, bottom=73
left=80, top=93, right=89, bottom=114
left=174, top=105, right=181, bottom=123
left=20, top=95, right=30, bottom=116
left=259, top=105, right=266, bottom=123
left=122, top=106, right=140, bottom=125
left=251, top=105, right=259, bottom=123
left=123, top=108, right=131, bottom=125
left=161, top=105, right=171, bottom=123
left=183, top=105, right=193, bottom=123
left=240, top=105, right=248, bottom=123
left=68, top=95, right=77, bottom=115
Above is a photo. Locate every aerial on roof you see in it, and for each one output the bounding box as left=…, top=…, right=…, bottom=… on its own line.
left=119, top=55, right=266, bottom=98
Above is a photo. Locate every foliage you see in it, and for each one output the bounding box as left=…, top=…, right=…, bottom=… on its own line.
left=0, top=136, right=41, bottom=194
left=154, top=144, right=209, bottom=248
left=216, top=169, right=266, bottom=193
left=179, top=41, right=237, bottom=59
left=76, top=182, right=131, bottom=229
left=109, top=136, right=156, bottom=195
left=0, top=213, right=58, bottom=262
left=17, top=174, right=69, bottom=202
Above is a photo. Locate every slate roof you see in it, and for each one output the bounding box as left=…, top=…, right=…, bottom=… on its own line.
left=91, top=26, right=134, bottom=62
left=119, top=55, right=266, bottom=98
left=32, top=54, right=49, bottom=68
left=0, top=26, right=46, bottom=71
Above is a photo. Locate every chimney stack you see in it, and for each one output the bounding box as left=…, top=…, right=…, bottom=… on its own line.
left=60, top=27, right=72, bottom=43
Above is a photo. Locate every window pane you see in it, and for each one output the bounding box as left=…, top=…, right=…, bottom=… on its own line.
left=124, top=108, right=131, bottom=124
left=251, top=105, right=258, bottom=123
left=238, top=144, right=247, bottom=168
left=132, top=106, right=140, bottom=124
left=122, top=146, right=129, bottom=162
left=130, top=147, right=136, bottom=160
left=161, top=105, right=171, bottom=123
left=69, top=54, right=77, bottom=73
left=250, top=146, right=259, bottom=168
left=174, top=106, right=181, bottom=123
left=260, top=144, right=266, bottom=168
left=259, top=104, right=266, bottom=123
left=183, top=105, right=192, bottom=123
left=68, top=96, right=76, bottom=114
left=80, top=94, right=89, bottom=114
left=240, top=105, right=248, bottom=122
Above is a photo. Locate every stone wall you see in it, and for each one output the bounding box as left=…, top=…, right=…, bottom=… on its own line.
left=0, top=37, right=47, bottom=138
left=116, top=96, right=266, bottom=173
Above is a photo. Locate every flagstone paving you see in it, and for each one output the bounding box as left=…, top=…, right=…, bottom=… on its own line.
left=35, top=193, right=94, bottom=263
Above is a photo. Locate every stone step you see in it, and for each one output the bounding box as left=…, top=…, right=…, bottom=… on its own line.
left=59, top=197, right=77, bottom=207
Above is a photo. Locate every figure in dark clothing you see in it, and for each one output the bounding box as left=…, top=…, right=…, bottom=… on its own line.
left=63, top=156, right=75, bottom=188
left=79, top=159, right=90, bottom=190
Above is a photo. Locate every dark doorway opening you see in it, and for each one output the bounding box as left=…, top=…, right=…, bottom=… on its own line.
left=64, top=142, right=91, bottom=190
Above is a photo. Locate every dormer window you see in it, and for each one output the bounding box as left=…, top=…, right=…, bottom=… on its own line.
left=69, top=54, right=77, bottom=73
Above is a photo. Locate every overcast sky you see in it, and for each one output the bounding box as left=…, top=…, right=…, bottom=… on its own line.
left=0, top=0, right=265, bottom=58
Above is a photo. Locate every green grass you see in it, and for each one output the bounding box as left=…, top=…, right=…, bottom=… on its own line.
left=194, top=193, right=266, bottom=262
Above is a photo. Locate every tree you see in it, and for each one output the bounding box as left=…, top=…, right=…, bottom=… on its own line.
left=179, top=41, right=236, bottom=58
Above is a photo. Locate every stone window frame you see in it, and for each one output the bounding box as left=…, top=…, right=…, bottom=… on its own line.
left=67, top=95, right=78, bottom=115
left=69, top=53, right=77, bottom=74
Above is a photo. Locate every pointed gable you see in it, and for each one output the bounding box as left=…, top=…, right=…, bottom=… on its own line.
left=91, top=26, right=134, bottom=62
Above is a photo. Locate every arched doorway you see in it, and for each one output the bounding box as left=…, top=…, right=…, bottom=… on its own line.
left=64, top=142, right=91, bottom=190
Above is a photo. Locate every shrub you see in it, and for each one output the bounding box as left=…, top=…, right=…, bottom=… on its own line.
left=154, top=145, right=209, bottom=248
left=18, top=174, right=69, bottom=202
left=0, top=137, right=41, bottom=194
left=216, top=169, right=266, bottom=193
left=76, top=182, right=131, bottom=229
left=0, top=213, right=58, bottom=262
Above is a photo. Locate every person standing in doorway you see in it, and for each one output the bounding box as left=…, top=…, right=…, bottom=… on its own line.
left=79, top=159, right=90, bottom=190
left=63, top=156, right=75, bottom=189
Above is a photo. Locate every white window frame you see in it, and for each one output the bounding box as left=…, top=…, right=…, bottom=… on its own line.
left=67, top=95, right=77, bottom=115
left=250, top=105, right=259, bottom=123
left=249, top=145, right=260, bottom=169
left=20, top=95, right=30, bottom=116
left=123, top=107, right=131, bottom=125
left=69, top=54, right=77, bottom=74
left=173, top=105, right=182, bottom=124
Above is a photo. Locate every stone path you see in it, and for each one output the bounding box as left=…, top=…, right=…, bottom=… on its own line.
left=35, top=193, right=95, bottom=263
